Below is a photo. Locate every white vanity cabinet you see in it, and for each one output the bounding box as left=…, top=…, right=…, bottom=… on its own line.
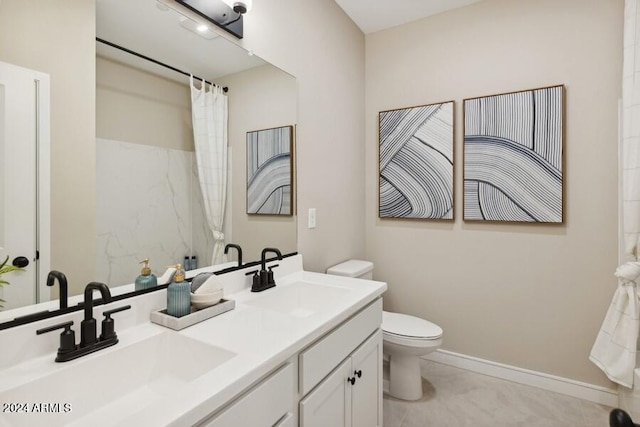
left=299, top=298, right=383, bottom=427
left=300, top=330, right=382, bottom=427
left=197, top=298, right=384, bottom=427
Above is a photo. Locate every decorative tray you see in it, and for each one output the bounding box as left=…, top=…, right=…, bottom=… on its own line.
left=150, top=298, right=235, bottom=330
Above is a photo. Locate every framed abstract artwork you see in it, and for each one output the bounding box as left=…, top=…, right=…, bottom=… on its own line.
left=379, top=101, right=454, bottom=220
left=463, top=85, right=564, bottom=223
left=246, top=125, right=294, bottom=215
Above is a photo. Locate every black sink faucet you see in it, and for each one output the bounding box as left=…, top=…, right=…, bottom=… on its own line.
left=261, top=247, right=282, bottom=271
left=256, top=248, right=282, bottom=291
left=46, top=270, right=68, bottom=310
left=37, top=281, right=130, bottom=362
left=224, top=243, right=243, bottom=267
left=81, top=282, right=112, bottom=347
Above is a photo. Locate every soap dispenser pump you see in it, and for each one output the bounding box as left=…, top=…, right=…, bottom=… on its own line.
left=135, top=258, right=158, bottom=291
left=166, top=264, right=190, bottom=318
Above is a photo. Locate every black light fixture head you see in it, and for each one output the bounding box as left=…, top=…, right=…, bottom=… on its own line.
left=233, top=1, right=248, bottom=14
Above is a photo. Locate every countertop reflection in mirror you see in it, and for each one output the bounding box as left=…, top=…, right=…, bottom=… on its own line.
left=0, top=253, right=298, bottom=331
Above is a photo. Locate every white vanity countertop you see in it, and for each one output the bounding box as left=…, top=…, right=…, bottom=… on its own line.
left=0, top=255, right=387, bottom=427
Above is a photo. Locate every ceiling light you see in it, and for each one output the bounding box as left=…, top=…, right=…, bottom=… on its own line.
left=158, top=0, right=245, bottom=39
left=178, top=16, right=219, bottom=40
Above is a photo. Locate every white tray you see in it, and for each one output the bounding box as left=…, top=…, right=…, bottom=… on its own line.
left=150, top=299, right=235, bottom=330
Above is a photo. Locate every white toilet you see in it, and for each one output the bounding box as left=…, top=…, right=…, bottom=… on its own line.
left=326, top=259, right=443, bottom=401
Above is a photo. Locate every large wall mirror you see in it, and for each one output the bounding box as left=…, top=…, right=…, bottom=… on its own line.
left=0, top=0, right=297, bottom=325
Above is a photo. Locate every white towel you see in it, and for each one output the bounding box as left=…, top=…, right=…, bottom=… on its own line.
left=589, top=261, right=640, bottom=388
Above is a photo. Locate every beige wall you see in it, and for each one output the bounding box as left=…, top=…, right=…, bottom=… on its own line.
left=0, top=0, right=96, bottom=296
left=237, top=0, right=367, bottom=272
left=96, top=57, right=193, bottom=150
left=365, top=0, right=623, bottom=387
left=218, top=64, right=297, bottom=262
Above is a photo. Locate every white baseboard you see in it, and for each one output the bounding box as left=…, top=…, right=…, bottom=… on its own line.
left=423, top=349, right=618, bottom=407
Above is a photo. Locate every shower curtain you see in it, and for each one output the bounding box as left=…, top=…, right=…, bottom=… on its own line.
left=589, top=0, right=640, bottom=388
left=190, top=77, right=228, bottom=265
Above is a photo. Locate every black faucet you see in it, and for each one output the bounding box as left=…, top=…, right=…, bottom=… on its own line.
left=46, top=270, right=68, bottom=310
left=81, top=282, right=112, bottom=347
left=249, top=248, right=282, bottom=292
left=36, top=282, right=130, bottom=362
left=224, top=243, right=243, bottom=267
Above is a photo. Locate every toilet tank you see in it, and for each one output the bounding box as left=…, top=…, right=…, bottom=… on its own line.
left=326, top=260, right=374, bottom=280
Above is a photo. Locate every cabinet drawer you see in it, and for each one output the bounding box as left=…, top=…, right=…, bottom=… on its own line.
left=200, top=362, right=294, bottom=427
left=299, top=298, right=382, bottom=396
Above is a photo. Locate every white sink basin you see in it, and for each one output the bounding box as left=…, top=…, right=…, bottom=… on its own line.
left=2, top=332, right=236, bottom=426
left=244, top=281, right=351, bottom=317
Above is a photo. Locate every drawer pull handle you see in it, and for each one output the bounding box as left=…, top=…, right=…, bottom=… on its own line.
left=347, top=377, right=356, bottom=386
left=354, top=370, right=362, bottom=378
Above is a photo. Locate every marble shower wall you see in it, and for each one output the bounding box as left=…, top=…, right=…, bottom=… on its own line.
left=96, top=138, right=213, bottom=286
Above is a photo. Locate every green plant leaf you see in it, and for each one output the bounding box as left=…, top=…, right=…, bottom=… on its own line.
left=0, top=255, right=26, bottom=308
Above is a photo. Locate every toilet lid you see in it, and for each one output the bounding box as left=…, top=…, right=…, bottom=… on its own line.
left=383, top=311, right=443, bottom=339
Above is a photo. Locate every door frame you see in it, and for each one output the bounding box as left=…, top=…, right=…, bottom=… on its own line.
left=34, top=70, right=51, bottom=303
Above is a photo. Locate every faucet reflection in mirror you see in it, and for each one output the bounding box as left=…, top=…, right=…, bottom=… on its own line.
left=46, top=271, right=68, bottom=310
left=224, top=243, right=243, bottom=267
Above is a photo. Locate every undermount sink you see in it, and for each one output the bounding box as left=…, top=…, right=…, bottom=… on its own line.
left=243, top=281, right=351, bottom=318
left=2, top=332, right=236, bottom=427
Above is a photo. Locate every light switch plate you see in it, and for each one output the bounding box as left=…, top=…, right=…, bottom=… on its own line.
left=308, top=208, right=317, bottom=229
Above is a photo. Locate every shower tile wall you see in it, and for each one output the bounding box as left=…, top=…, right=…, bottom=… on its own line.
left=96, top=138, right=213, bottom=286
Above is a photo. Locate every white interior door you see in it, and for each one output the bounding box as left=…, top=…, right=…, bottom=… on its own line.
left=0, top=61, right=50, bottom=310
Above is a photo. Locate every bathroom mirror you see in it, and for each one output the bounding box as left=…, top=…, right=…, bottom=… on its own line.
left=0, top=0, right=297, bottom=324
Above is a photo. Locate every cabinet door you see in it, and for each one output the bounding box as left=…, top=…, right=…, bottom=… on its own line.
left=351, top=330, right=383, bottom=427
left=300, top=358, right=352, bottom=427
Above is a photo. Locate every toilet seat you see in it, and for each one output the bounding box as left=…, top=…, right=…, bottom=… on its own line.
left=382, top=311, right=443, bottom=340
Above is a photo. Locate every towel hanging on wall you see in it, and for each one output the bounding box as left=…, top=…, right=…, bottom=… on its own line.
left=590, top=262, right=640, bottom=388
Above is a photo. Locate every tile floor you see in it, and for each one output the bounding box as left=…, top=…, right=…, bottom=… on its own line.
left=383, top=360, right=613, bottom=427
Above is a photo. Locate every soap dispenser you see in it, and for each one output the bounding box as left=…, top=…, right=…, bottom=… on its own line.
left=135, top=258, right=158, bottom=291
left=166, top=264, right=190, bottom=318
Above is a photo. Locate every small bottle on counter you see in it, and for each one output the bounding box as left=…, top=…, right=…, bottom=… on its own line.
left=191, top=255, right=198, bottom=270
left=183, top=256, right=191, bottom=271
left=135, top=258, right=158, bottom=291
left=166, top=263, right=190, bottom=318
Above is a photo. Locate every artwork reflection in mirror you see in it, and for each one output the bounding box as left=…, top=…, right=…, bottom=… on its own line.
left=246, top=126, right=294, bottom=216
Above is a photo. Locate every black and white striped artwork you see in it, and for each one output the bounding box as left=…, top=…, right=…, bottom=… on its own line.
left=246, top=126, right=293, bottom=215
left=463, top=85, right=564, bottom=223
left=379, top=102, right=454, bottom=220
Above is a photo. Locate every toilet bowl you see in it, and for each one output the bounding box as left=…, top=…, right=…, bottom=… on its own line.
left=326, top=260, right=444, bottom=401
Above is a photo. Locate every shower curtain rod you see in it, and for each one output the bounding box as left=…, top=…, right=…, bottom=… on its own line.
left=96, top=37, right=228, bottom=93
